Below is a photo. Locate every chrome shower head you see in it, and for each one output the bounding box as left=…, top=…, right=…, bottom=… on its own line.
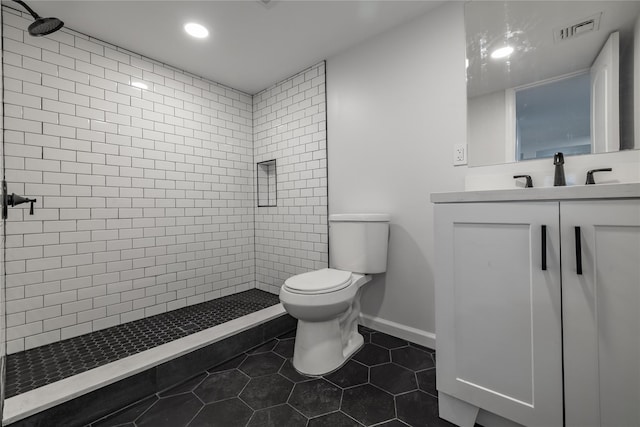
left=12, top=0, right=64, bottom=37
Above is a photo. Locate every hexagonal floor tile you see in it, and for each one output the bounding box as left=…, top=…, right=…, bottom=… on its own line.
left=396, top=390, right=455, bottom=427
left=240, top=373, right=294, bottom=410
left=352, top=344, right=390, bottom=366
left=370, top=363, right=417, bottom=395
left=325, top=360, right=369, bottom=389
left=194, top=369, right=250, bottom=403
left=391, top=347, right=434, bottom=371
left=358, top=326, right=377, bottom=343
left=307, top=411, right=362, bottom=427
left=376, top=420, right=411, bottom=427
left=416, top=368, right=437, bottom=397
left=409, top=342, right=435, bottom=353
left=239, top=352, right=285, bottom=377
left=248, top=340, right=277, bottom=354
left=371, top=333, right=408, bottom=349
left=247, top=404, right=307, bottom=427
left=358, top=325, right=376, bottom=334
left=341, top=384, right=395, bottom=426
left=279, top=359, right=313, bottom=383
left=289, top=378, right=343, bottom=417
left=93, top=395, right=158, bottom=427
left=208, top=354, right=247, bottom=374
left=278, top=329, right=297, bottom=339
left=273, top=339, right=295, bottom=358
left=136, top=393, right=203, bottom=427
left=189, top=398, right=253, bottom=427
left=159, top=373, right=207, bottom=397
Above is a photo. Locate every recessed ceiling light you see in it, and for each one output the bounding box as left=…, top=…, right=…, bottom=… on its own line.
left=491, top=46, right=514, bottom=59
left=184, top=22, right=209, bottom=39
left=131, top=81, right=148, bottom=90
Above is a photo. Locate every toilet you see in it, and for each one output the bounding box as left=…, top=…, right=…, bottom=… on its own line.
left=279, top=213, right=390, bottom=375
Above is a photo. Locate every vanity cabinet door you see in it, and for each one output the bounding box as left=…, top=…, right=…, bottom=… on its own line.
left=561, top=199, right=640, bottom=427
left=435, top=202, right=563, bottom=427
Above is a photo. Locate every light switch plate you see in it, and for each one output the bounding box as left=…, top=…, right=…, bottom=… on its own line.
left=453, top=143, right=467, bottom=166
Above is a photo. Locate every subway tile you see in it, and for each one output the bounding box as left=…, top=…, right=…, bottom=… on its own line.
left=76, top=59, right=105, bottom=78
left=23, top=56, right=58, bottom=76
left=4, top=37, right=41, bottom=59
left=4, top=63, right=41, bottom=84
left=75, top=37, right=105, bottom=55
left=5, top=117, right=42, bottom=133
left=5, top=91, right=42, bottom=109
left=4, top=12, right=324, bottom=352
left=76, top=83, right=105, bottom=99
left=60, top=43, right=91, bottom=62
left=43, top=313, right=77, bottom=332
left=59, top=91, right=90, bottom=107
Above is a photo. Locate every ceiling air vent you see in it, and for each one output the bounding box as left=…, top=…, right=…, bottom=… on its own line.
left=554, top=12, right=601, bottom=43
left=257, top=0, right=275, bottom=8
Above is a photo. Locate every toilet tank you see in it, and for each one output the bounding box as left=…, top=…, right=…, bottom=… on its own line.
left=329, top=213, right=390, bottom=274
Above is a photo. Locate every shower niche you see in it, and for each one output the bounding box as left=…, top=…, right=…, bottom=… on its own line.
left=257, top=159, right=277, bottom=207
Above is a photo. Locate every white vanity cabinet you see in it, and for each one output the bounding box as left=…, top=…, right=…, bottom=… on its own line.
left=432, top=185, right=640, bottom=427
left=561, top=200, right=640, bottom=427
left=434, top=201, right=563, bottom=427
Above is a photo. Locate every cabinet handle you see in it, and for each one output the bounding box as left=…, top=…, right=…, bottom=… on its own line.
left=575, top=226, right=582, bottom=275
left=541, top=225, right=547, bottom=271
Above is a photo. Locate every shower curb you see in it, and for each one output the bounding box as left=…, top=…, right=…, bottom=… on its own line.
left=3, top=305, right=294, bottom=427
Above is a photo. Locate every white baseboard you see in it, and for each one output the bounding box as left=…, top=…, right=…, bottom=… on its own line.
left=359, top=313, right=436, bottom=350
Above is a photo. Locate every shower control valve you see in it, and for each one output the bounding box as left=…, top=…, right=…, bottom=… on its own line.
left=2, top=181, right=37, bottom=218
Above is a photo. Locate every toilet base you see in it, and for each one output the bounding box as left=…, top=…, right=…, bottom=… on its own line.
left=292, top=319, right=364, bottom=376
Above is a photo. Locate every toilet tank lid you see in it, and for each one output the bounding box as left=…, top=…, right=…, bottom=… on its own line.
left=329, top=213, right=390, bottom=222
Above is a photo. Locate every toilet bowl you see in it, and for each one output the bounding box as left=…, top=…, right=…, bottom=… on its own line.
left=280, top=268, right=371, bottom=375
left=279, top=213, right=390, bottom=375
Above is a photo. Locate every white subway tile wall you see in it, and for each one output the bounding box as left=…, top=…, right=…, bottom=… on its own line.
left=2, top=8, right=260, bottom=353
left=253, top=62, right=328, bottom=293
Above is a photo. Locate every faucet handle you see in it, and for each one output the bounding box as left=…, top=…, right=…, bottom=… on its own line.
left=553, top=152, right=564, bottom=165
left=585, top=168, right=612, bottom=185
left=513, top=175, right=533, bottom=188
left=7, top=193, right=37, bottom=215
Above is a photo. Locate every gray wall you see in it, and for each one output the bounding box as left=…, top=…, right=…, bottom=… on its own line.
left=327, top=2, right=467, bottom=346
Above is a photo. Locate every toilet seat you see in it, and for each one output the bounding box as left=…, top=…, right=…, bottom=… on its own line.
left=284, top=268, right=352, bottom=295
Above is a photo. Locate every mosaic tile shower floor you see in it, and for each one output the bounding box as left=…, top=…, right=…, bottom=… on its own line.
left=6, top=289, right=280, bottom=398
left=89, top=326, right=452, bottom=427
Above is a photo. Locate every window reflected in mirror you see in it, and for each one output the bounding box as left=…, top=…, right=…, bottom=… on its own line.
left=516, top=72, right=591, bottom=161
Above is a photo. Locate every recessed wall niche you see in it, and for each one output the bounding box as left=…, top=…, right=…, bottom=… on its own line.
left=257, top=159, right=277, bottom=207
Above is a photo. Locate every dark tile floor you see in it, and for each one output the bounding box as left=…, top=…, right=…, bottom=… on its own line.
left=6, top=290, right=280, bottom=398
left=88, top=326, right=453, bottom=427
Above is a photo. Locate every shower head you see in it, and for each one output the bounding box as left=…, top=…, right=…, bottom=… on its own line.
left=11, top=0, right=64, bottom=37
left=27, top=16, right=64, bottom=36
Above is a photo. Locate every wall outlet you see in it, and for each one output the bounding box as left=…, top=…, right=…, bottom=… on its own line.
left=453, top=143, right=467, bottom=166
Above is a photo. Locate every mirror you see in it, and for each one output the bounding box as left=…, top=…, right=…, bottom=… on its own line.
left=466, top=1, right=640, bottom=167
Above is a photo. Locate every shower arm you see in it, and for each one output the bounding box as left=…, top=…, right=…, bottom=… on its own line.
left=11, top=0, right=42, bottom=20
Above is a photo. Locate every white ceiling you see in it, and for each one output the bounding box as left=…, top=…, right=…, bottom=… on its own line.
left=466, top=1, right=640, bottom=98
left=12, top=0, right=444, bottom=94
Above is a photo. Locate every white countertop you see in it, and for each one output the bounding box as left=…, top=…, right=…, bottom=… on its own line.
left=431, top=183, right=640, bottom=203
